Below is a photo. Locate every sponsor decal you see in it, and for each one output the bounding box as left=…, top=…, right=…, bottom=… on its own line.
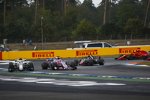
left=76, top=50, right=98, bottom=57
left=119, top=47, right=140, bottom=54
left=32, top=52, right=54, bottom=58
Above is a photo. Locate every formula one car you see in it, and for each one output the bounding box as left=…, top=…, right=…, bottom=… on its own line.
left=79, top=55, right=104, bottom=66
left=41, top=57, right=77, bottom=70
left=115, top=50, right=150, bottom=60
left=8, top=58, right=34, bottom=72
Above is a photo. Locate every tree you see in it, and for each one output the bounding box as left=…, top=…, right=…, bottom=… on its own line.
left=78, top=0, right=98, bottom=25
left=0, top=0, right=150, bottom=43
left=82, top=0, right=94, bottom=7
left=72, top=19, right=96, bottom=40
left=99, top=23, right=121, bottom=39
left=116, top=0, right=140, bottom=27
left=124, top=18, right=143, bottom=39
left=0, top=24, right=4, bottom=43
left=143, top=0, right=150, bottom=27
left=97, top=0, right=119, bottom=25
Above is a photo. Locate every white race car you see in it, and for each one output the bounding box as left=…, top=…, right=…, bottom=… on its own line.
left=8, top=58, right=34, bottom=72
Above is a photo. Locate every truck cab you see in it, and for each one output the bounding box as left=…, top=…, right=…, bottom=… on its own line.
left=74, top=41, right=112, bottom=48
left=81, top=42, right=112, bottom=48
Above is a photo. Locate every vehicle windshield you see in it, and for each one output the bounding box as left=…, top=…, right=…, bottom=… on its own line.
left=87, top=43, right=102, bottom=47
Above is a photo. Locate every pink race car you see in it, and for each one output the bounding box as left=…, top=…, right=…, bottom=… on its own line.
left=41, top=57, right=78, bottom=70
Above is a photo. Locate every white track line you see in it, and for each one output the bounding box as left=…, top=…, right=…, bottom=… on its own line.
left=0, top=77, right=126, bottom=87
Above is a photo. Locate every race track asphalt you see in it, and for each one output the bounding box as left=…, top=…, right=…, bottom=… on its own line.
left=0, top=58, right=150, bottom=100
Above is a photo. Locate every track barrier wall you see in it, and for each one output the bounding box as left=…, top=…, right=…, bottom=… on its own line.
left=2, top=45, right=150, bottom=60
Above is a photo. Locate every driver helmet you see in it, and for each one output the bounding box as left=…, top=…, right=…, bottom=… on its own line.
left=88, top=55, right=93, bottom=59
left=55, top=56, right=60, bottom=59
left=19, top=58, right=22, bottom=60
left=47, top=58, right=53, bottom=61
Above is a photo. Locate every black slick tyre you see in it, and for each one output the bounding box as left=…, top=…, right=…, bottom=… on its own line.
left=41, top=62, right=49, bottom=70
left=8, top=62, right=15, bottom=72
left=28, top=62, right=34, bottom=71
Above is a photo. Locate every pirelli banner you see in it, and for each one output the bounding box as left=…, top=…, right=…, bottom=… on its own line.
left=2, top=49, right=101, bottom=60
left=2, top=45, right=150, bottom=60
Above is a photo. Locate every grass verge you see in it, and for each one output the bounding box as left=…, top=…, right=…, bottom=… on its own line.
left=138, top=61, right=150, bottom=66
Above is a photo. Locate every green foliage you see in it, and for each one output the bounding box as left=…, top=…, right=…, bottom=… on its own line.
left=72, top=19, right=96, bottom=40
left=124, top=18, right=144, bottom=39
left=124, top=18, right=143, bottom=34
left=0, top=0, right=150, bottom=43
left=99, top=23, right=121, bottom=39
left=116, top=0, right=140, bottom=26
left=82, top=0, right=94, bottom=7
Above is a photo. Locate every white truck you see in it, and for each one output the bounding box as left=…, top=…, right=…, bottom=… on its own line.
left=74, top=41, right=112, bottom=48
left=81, top=42, right=112, bottom=48
left=67, top=41, right=113, bottom=50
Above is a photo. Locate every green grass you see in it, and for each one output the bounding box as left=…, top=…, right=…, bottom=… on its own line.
left=139, top=61, right=150, bottom=66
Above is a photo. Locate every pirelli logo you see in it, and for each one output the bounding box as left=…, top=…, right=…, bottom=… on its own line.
left=76, top=50, right=98, bottom=57
left=119, top=47, right=141, bottom=54
left=32, top=52, right=54, bottom=58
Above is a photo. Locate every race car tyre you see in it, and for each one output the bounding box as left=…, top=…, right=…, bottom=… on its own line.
left=51, top=63, right=58, bottom=70
left=71, top=66, right=77, bottom=70
left=69, top=62, right=77, bottom=70
left=28, top=62, right=34, bottom=71
left=69, top=61, right=77, bottom=67
left=99, top=61, right=104, bottom=65
left=87, top=60, right=94, bottom=66
left=98, top=59, right=104, bottom=65
left=51, top=66, right=58, bottom=70
left=73, top=60, right=79, bottom=66
left=142, top=56, right=148, bottom=60
left=81, top=60, right=93, bottom=66
left=41, top=62, right=49, bottom=70
left=8, top=62, right=15, bottom=72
